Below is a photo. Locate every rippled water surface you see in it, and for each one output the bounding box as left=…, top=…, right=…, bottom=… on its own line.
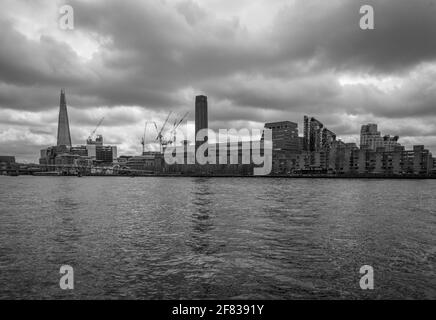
left=0, top=176, right=435, bottom=299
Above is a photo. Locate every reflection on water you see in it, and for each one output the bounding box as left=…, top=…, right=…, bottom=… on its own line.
left=190, top=179, right=215, bottom=255
left=0, top=176, right=435, bottom=299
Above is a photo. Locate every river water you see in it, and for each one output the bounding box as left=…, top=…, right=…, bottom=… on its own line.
left=0, top=176, right=435, bottom=299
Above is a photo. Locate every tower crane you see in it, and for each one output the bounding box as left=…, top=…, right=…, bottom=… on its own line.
left=87, top=117, right=105, bottom=144
left=168, top=112, right=189, bottom=145
left=140, top=121, right=155, bottom=155
left=155, top=111, right=172, bottom=152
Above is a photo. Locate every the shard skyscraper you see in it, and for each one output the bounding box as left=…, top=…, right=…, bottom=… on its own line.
left=57, top=88, right=72, bottom=147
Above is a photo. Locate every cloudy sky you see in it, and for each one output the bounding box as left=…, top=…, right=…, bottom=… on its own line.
left=1, top=0, right=436, bottom=162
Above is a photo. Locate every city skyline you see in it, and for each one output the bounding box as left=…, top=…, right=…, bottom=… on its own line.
left=3, top=87, right=435, bottom=164
left=1, top=1, right=436, bottom=303
left=1, top=0, right=436, bottom=162
left=26, top=89, right=432, bottom=177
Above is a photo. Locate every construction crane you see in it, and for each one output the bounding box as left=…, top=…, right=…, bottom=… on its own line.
left=87, top=117, right=105, bottom=144
left=168, top=112, right=189, bottom=145
left=141, top=121, right=147, bottom=154
left=155, top=111, right=172, bottom=152
left=153, top=122, right=159, bottom=138
left=140, top=121, right=155, bottom=155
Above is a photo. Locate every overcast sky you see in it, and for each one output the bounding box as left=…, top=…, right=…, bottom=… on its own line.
left=1, top=0, right=436, bottom=162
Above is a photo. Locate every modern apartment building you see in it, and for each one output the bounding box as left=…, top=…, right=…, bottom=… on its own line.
left=360, top=124, right=401, bottom=152
left=264, top=121, right=300, bottom=152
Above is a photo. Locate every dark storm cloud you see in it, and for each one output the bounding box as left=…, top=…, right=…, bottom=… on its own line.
left=69, top=0, right=270, bottom=105
left=203, top=74, right=343, bottom=112
left=2, top=0, right=436, bottom=113
left=273, top=0, right=436, bottom=74
left=1, top=0, right=436, bottom=161
left=0, top=18, right=89, bottom=88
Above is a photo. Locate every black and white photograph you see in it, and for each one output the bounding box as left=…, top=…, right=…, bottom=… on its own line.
left=0, top=0, right=435, bottom=308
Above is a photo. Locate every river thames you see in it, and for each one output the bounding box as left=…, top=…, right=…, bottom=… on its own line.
left=0, top=176, right=435, bottom=299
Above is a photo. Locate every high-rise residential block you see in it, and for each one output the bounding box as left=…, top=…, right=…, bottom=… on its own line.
left=360, top=123, right=401, bottom=152
left=264, top=121, right=300, bottom=152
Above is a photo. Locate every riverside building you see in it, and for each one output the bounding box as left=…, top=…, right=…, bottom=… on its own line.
left=39, top=90, right=117, bottom=173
